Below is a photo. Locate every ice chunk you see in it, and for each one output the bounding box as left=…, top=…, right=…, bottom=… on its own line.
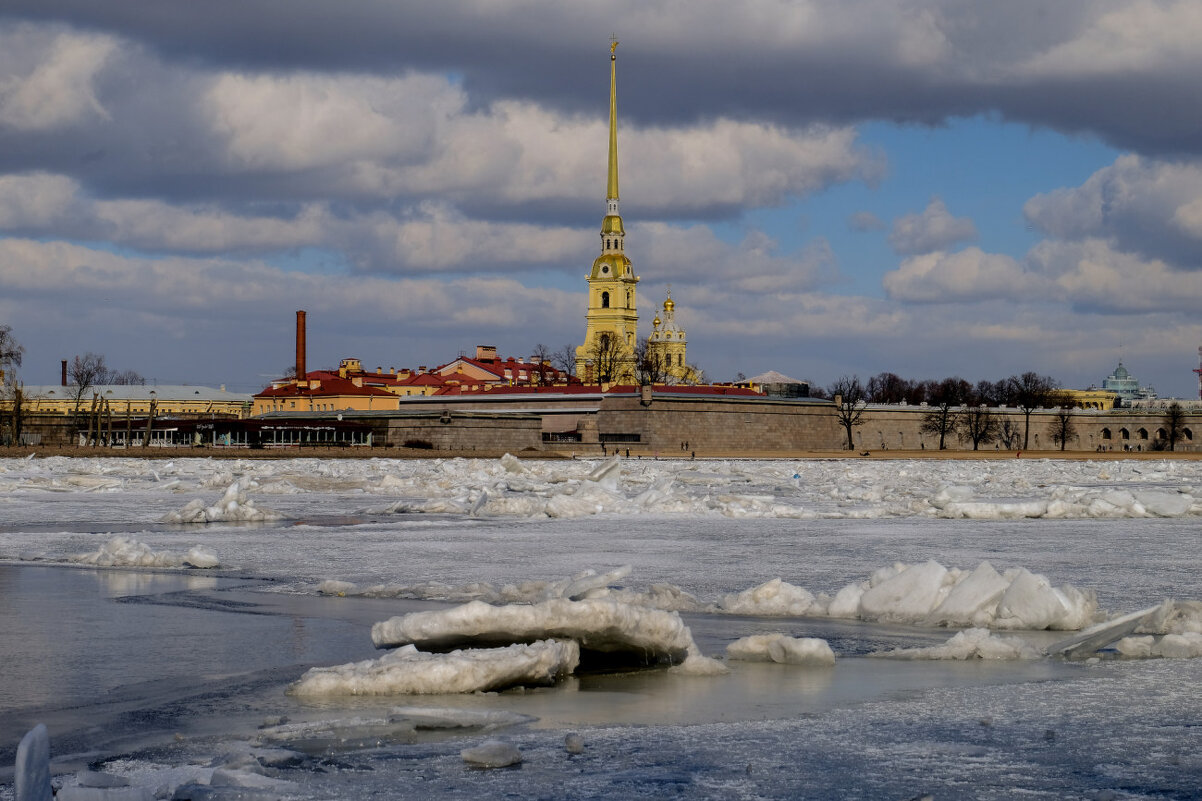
left=161, top=480, right=283, bottom=523
left=767, top=636, right=836, bottom=666
left=727, top=634, right=834, bottom=666
left=587, top=456, right=621, bottom=488
left=15, top=724, right=51, bottom=801
left=1047, top=606, right=1158, bottom=659
left=183, top=546, right=219, bottom=569
left=926, top=561, right=1010, bottom=628
left=289, top=640, right=579, bottom=696
left=995, top=569, right=1097, bottom=630
left=1138, top=599, right=1202, bottom=635
left=669, top=645, right=729, bottom=675
left=318, top=580, right=356, bottom=597
left=1132, top=489, right=1192, bottom=517
left=461, top=740, right=522, bottom=768
left=859, top=561, right=948, bottom=623
left=1152, top=632, right=1202, bottom=658
left=499, top=453, right=525, bottom=474
left=371, top=598, right=698, bottom=667
left=558, top=565, right=633, bottom=601
left=825, top=583, right=865, bottom=618
left=72, top=536, right=218, bottom=569
left=718, top=578, right=816, bottom=616
left=565, top=733, right=585, bottom=754
left=874, top=628, right=1041, bottom=660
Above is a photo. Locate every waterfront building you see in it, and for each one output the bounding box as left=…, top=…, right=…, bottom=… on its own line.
left=13, top=384, right=252, bottom=417
left=1099, top=361, right=1157, bottom=406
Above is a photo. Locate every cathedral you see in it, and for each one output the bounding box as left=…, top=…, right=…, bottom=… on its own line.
left=575, top=41, right=691, bottom=385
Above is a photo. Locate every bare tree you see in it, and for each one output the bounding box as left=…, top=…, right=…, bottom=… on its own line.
left=1162, top=402, right=1186, bottom=451
left=920, top=377, right=971, bottom=449
left=0, top=325, right=23, bottom=382
left=529, top=343, right=556, bottom=386
left=551, top=344, right=578, bottom=379
left=68, top=353, right=145, bottom=411
left=632, top=338, right=668, bottom=386
left=828, top=375, right=867, bottom=450
left=585, top=333, right=629, bottom=384
left=1047, top=393, right=1077, bottom=451
left=1007, top=372, right=1058, bottom=449
left=958, top=405, right=999, bottom=450
left=866, top=372, right=914, bottom=404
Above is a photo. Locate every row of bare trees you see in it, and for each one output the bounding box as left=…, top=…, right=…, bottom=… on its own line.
left=829, top=372, right=1063, bottom=451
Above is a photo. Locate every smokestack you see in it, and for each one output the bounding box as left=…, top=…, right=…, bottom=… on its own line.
left=61, top=359, right=67, bottom=387
left=295, top=310, right=307, bottom=386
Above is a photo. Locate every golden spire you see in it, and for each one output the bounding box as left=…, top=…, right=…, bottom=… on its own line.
left=607, top=37, right=619, bottom=202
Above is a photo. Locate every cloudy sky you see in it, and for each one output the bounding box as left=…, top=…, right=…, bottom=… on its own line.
left=2, top=1, right=1201, bottom=395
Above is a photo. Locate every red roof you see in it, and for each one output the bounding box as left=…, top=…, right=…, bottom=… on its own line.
left=255, top=376, right=396, bottom=399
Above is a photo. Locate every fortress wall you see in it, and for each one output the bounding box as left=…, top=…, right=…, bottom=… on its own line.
left=596, top=396, right=840, bottom=454
left=385, top=413, right=543, bottom=452
left=852, top=405, right=1201, bottom=452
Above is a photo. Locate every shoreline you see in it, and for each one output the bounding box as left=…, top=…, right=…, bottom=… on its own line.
left=2, top=445, right=1201, bottom=461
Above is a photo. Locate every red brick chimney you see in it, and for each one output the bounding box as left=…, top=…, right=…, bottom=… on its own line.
left=61, top=359, right=68, bottom=387
left=295, top=310, right=307, bottom=387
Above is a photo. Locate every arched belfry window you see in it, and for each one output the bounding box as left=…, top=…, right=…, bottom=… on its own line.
left=601, top=291, right=610, bottom=308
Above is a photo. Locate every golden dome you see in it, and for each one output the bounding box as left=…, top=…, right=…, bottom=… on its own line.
left=663, top=297, right=675, bottom=312
left=653, top=315, right=661, bottom=327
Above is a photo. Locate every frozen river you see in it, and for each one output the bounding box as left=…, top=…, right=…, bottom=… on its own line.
left=1, top=455, right=1201, bottom=799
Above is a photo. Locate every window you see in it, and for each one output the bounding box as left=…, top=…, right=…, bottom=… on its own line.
left=1120, top=428, right=1130, bottom=440
left=1101, top=428, right=1111, bottom=440
left=601, top=291, right=610, bottom=308
left=1138, top=428, right=1148, bottom=440
left=1185, top=428, right=1194, bottom=441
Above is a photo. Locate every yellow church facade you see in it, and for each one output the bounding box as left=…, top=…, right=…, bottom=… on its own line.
left=574, top=42, right=694, bottom=386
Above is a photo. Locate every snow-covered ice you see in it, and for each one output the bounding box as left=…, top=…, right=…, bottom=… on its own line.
left=371, top=598, right=699, bottom=666
left=72, top=536, right=219, bottom=569
left=289, top=640, right=580, bottom=696
left=726, top=634, right=836, bottom=666
left=6, top=453, right=1202, bottom=800
left=872, top=628, right=1043, bottom=660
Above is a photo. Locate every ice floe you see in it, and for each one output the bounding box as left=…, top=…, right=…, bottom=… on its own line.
left=72, top=536, right=219, bottom=569
left=872, top=628, right=1043, bottom=660
left=371, top=598, right=698, bottom=667
left=5, top=454, right=1202, bottom=523
left=290, top=640, right=579, bottom=696
left=461, top=740, right=522, bottom=768
left=726, top=634, right=835, bottom=666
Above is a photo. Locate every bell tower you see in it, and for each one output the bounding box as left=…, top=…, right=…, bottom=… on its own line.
left=576, top=39, right=639, bottom=384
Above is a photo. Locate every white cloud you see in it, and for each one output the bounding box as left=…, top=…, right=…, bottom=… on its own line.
left=1016, top=0, right=1202, bottom=78
left=0, top=173, right=79, bottom=227
left=1030, top=238, right=1202, bottom=314
left=1024, top=154, right=1202, bottom=267
left=889, top=198, right=978, bottom=256
left=202, top=70, right=879, bottom=210
left=883, top=247, right=1038, bottom=303
left=0, top=29, right=115, bottom=130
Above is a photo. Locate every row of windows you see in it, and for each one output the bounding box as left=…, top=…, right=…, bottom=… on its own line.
left=1099, top=427, right=1193, bottom=441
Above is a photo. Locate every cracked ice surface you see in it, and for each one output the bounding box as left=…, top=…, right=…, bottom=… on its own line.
left=3, top=455, right=1202, bottom=528
left=5, top=455, right=1202, bottom=799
